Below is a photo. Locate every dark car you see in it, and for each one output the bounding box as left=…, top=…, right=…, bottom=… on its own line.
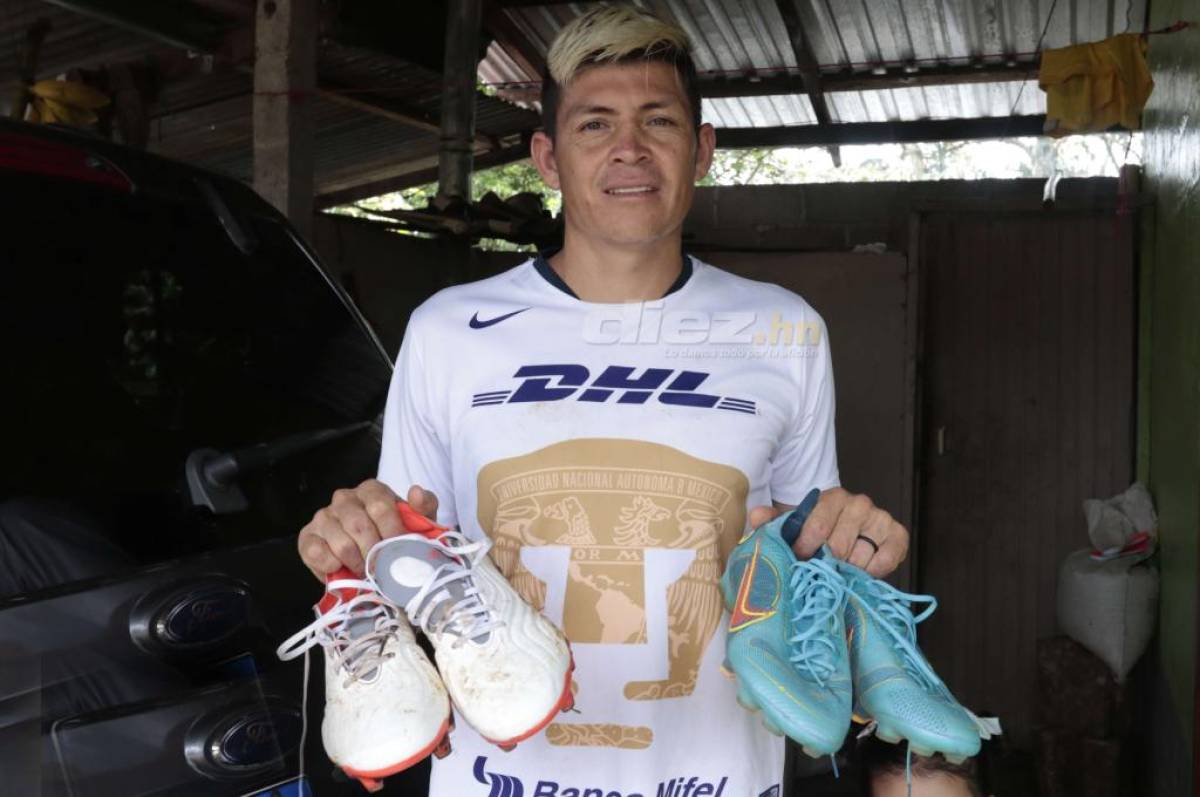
left=0, top=119, right=418, bottom=796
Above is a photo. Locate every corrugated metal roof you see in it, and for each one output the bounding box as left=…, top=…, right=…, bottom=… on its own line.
left=1, top=0, right=1147, bottom=201
left=1, top=0, right=539, bottom=197
left=0, top=0, right=163, bottom=77
left=484, top=0, right=1150, bottom=127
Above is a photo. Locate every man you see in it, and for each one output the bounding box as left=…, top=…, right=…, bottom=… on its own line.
left=298, top=6, right=909, bottom=795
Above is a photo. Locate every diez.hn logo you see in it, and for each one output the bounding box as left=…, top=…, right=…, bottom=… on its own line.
left=583, top=302, right=822, bottom=347
left=471, top=365, right=757, bottom=415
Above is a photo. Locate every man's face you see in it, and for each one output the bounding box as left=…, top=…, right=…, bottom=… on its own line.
left=531, top=60, right=716, bottom=249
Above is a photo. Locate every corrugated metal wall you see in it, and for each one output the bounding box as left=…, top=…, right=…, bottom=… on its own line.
left=917, top=208, right=1136, bottom=747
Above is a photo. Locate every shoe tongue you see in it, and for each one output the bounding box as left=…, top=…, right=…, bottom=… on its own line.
left=316, top=567, right=385, bottom=679
left=779, top=488, right=822, bottom=547
left=372, top=535, right=487, bottom=642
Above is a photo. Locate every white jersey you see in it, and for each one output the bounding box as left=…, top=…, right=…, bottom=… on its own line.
left=378, top=254, right=839, bottom=797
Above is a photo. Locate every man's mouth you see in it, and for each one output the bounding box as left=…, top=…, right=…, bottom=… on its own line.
left=604, top=185, right=658, bottom=196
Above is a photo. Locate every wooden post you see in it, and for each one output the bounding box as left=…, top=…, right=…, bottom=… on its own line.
left=253, top=0, right=316, bottom=239
left=437, top=0, right=482, bottom=205
left=9, top=20, right=51, bottom=120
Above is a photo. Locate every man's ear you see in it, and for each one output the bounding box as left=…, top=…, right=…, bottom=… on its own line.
left=530, top=131, right=561, bottom=191
left=693, top=123, right=716, bottom=181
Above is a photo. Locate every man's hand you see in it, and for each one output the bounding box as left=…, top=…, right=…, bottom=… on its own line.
left=297, top=481, right=440, bottom=582
left=748, top=487, right=908, bottom=577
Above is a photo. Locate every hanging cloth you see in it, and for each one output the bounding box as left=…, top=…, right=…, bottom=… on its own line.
left=1038, top=33, right=1154, bottom=137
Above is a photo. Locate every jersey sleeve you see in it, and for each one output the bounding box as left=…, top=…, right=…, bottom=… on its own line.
left=376, top=312, right=459, bottom=528
left=768, top=309, right=841, bottom=506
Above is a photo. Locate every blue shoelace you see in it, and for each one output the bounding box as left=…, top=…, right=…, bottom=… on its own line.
left=851, top=577, right=953, bottom=700
left=787, top=556, right=849, bottom=686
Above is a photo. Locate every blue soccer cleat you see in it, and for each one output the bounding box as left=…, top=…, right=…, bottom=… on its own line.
left=720, top=489, right=852, bottom=758
left=837, top=559, right=986, bottom=764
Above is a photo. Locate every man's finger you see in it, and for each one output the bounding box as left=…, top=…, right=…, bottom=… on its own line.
left=795, top=489, right=846, bottom=559
left=329, top=500, right=383, bottom=563
left=865, top=520, right=909, bottom=578
left=318, top=527, right=365, bottom=576
left=847, top=508, right=892, bottom=569
left=406, top=484, right=440, bottom=522
left=298, top=530, right=342, bottom=583
left=747, top=504, right=779, bottom=529
left=826, top=493, right=875, bottom=560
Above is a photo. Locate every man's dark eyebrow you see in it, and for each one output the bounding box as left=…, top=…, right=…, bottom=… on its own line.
left=567, top=104, right=617, bottom=118
left=565, top=99, right=682, bottom=118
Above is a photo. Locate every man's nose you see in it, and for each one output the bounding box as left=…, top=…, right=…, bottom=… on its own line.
left=610, top=123, right=651, bottom=163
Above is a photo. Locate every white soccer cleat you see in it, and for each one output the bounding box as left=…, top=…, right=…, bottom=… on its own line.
left=367, top=502, right=575, bottom=750
left=276, top=569, right=452, bottom=792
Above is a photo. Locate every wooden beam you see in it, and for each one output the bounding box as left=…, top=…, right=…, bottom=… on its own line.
left=438, top=0, right=484, bottom=202
left=773, top=0, right=839, bottom=165
left=698, top=63, right=1037, bottom=99
left=494, top=0, right=601, bottom=5
left=8, top=19, right=51, bottom=119
left=40, top=0, right=224, bottom=53
left=253, top=0, right=317, bottom=238
left=485, top=5, right=545, bottom=80
left=316, top=140, right=531, bottom=207
left=316, top=84, right=441, bottom=135
left=715, top=115, right=1047, bottom=148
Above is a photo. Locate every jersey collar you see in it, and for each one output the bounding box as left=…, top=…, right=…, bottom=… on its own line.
left=532, top=248, right=693, bottom=300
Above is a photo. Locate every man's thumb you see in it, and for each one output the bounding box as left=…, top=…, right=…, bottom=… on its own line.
left=406, top=484, right=438, bottom=521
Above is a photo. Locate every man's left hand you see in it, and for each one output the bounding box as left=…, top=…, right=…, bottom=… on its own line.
left=748, top=488, right=908, bottom=577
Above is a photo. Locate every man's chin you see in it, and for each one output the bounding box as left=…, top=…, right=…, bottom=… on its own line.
left=587, top=219, right=677, bottom=247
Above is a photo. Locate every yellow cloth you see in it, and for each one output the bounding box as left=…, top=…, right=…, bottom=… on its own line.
left=27, top=79, right=109, bottom=126
left=1038, top=33, right=1154, bottom=137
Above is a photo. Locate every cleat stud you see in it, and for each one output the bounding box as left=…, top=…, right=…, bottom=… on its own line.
left=801, top=745, right=823, bottom=759
left=560, top=690, right=575, bottom=712
left=910, top=745, right=934, bottom=758
left=718, top=664, right=735, bottom=681
left=735, top=687, right=760, bottom=713
left=498, top=742, right=517, bottom=752
left=434, top=737, right=452, bottom=759
left=761, top=718, right=784, bottom=737
left=943, top=753, right=967, bottom=765
left=356, top=777, right=384, bottom=792
left=875, top=728, right=903, bottom=744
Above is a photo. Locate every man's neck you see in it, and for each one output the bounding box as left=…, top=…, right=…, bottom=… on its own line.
left=547, top=231, right=684, bottom=303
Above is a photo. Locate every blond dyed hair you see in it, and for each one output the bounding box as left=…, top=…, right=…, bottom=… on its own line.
left=540, top=5, right=702, bottom=138
left=547, top=6, right=691, bottom=85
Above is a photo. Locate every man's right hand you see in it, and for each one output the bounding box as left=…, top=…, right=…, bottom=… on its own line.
left=297, top=480, right=440, bottom=582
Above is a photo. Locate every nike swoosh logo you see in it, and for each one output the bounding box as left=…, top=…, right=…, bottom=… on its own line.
left=729, top=540, right=778, bottom=632
left=469, top=307, right=530, bottom=329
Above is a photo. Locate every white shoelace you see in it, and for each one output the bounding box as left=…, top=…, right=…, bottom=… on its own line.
left=366, top=531, right=504, bottom=649
left=276, top=578, right=403, bottom=687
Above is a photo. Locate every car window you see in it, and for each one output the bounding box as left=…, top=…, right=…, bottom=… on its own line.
left=0, top=172, right=391, bottom=598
